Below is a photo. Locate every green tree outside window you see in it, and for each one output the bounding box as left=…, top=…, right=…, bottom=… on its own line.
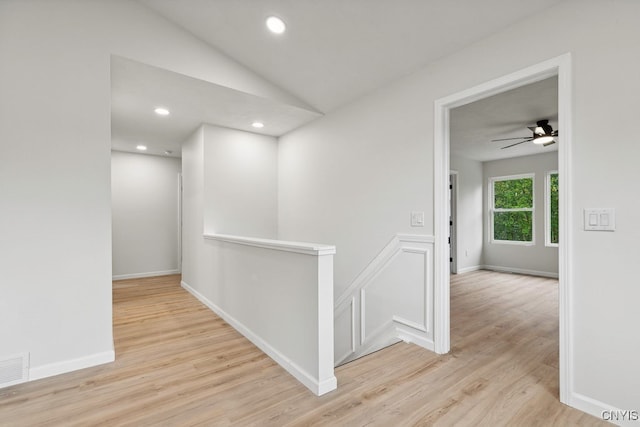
left=491, top=175, right=534, bottom=243
left=548, top=173, right=559, bottom=245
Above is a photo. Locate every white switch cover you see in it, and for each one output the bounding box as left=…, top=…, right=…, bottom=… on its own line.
left=411, top=211, right=425, bottom=227
left=584, top=208, right=615, bottom=231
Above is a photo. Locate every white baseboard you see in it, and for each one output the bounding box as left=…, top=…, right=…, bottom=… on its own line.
left=456, top=265, right=483, bottom=274
left=29, top=350, right=115, bottom=381
left=112, top=269, right=180, bottom=281
left=482, top=265, right=559, bottom=279
left=396, top=324, right=435, bottom=352
left=569, top=392, right=630, bottom=425
left=181, top=280, right=336, bottom=396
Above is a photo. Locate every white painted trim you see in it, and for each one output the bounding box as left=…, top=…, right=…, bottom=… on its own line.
left=359, top=288, right=367, bottom=345
left=335, top=234, right=434, bottom=307
left=482, top=265, right=558, bottom=279
left=396, top=324, right=435, bottom=352
left=29, top=350, right=114, bottom=381
left=335, top=233, right=434, bottom=365
left=434, top=84, right=451, bottom=356
left=434, top=53, right=573, bottom=402
left=569, top=393, right=624, bottom=425
left=334, top=297, right=356, bottom=365
left=181, top=280, right=337, bottom=396
left=456, top=265, right=483, bottom=274
left=397, top=234, right=435, bottom=244
left=393, top=316, right=427, bottom=333
left=112, top=269, right=181, bottom=281
left=556, top=52, right=573, bottom=406
left=204, top=233, right=336, bottom=256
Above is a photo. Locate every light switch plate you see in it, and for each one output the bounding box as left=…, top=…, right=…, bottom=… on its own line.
left=411, top=211, right=425, bottom=227
left=584, top=208, right=615, bottom=231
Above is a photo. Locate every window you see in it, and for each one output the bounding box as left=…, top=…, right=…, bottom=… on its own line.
left=546, top=171, right=559, bottom=246
left=490, top=174, right=534, bottom=244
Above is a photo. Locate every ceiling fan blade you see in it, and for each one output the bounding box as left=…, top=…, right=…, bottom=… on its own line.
left=527, top=126, right=536, bottom=132
left=501, top=140, right=530, bottom=149
left=543, top=140, right=556, bottom=147
left=552, top=130, right=559, bottom=136
left=491, top=136, right=531, bottom=142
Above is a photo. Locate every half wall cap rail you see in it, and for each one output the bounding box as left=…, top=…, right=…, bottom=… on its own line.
left=204, top=233, right=336, bottom=256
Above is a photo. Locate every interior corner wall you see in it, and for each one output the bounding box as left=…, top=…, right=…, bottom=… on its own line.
left=181, top=127, right=205, bottom=291
left=111, top=151, right=181, bottom=279
left=0, top=0, right=301, bottom=380
left=450, top=155, right=484, bottom=272
left=181, top=123, right=279, bottom=293
left=202, top=124, right=278, bottom=239
left=481, top=152, right=558, bottom=276
left=278, top=0, right=640, bottom=413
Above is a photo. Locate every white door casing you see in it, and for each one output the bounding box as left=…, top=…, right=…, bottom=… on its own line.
left=434, top=53, right=572, bottom=403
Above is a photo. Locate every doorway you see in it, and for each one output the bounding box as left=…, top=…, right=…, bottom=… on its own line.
left=433, top=54, right=572, bottom=404
left=449, top=172, right=458, bottom=274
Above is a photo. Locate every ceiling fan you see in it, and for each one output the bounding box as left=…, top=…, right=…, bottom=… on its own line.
left=491, top=119, right=558, bottom=149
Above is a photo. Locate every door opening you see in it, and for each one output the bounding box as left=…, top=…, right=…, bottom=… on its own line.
left=449, top=172, right=458, bottom=274
left=434, top=53, right=572, bottom=404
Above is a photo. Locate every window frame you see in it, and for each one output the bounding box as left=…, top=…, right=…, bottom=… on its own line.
left=545, top=170, right=559, bottom=247
left=489, top=173, right=535, bottom=246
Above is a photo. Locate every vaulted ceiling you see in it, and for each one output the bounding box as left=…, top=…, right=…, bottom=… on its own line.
left=112, top=0, right=564, bottom=158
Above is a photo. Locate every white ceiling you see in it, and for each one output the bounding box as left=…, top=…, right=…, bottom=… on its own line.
left=112, top=0, right=565, bottom=157
left=139, top=0, right=565, bottom=113
left=111, top=56, right=321, bottom=157
left=450, top=76, right=558, bottom=162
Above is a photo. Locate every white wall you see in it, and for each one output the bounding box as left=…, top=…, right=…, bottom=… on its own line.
left=482, top=152, right=558, bottom=276
left=202, top=125, right=278, bottom=239
left=111, top=151, right=181, bottom=279
left=278, top=96, right=433, bottom=298
left=181, top=125, right=335, bottom=395
left=0, top=0, right=305, bottom=381
left=450, top=155, right=484, bottom=272
left=181, top=128, right=206, bottom=293
left=183, top=123, right=278, bottom=301
left=278, top=0, right=640, bottom=413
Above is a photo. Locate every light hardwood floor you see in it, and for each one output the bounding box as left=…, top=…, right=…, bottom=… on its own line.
left=0, top=271, right=606, bottom=426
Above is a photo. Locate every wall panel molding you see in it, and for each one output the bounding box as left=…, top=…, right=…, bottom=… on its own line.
left=335, top=234, right=434, bottom=366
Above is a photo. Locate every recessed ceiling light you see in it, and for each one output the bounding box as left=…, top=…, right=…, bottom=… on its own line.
left=252, top=121, right=265, bottom=129
left=136, top=145, right=147, bottom=151
left=154, top=107, right=170, bottom=116
left=266, top=16, right=286, bottom=34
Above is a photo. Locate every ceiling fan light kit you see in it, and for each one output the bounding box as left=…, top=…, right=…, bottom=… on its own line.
left=533, top=135, right=554, bottom=145
left=492, top=119, right=558, bottom=150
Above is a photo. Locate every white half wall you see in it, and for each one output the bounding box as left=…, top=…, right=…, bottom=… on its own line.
left=111, top=151, right=181, bottom=279
left=450, top=155, right=484, bottom=273
left=182, top=126, right=335, bottom=395
left=482, top=152, right=558, bottom=277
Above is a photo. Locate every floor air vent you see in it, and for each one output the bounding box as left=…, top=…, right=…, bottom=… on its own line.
left=0, top=353, right=29, bottom=388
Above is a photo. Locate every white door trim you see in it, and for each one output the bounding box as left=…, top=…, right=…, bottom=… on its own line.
left=449, top=171, right=458, bottom=274
left=433, top=53, right=573, bottom=404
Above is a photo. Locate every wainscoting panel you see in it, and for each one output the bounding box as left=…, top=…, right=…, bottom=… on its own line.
left=335, top=234, right=434, bottom=366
